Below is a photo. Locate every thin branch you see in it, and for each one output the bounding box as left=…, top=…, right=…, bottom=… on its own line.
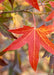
left=0, top=9, right=49, bottom=15
left=0, top=6, right=32, bottom=14
left=0, top=2, right=51, bottom=15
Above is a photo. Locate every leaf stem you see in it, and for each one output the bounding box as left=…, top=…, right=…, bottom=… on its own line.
left=33, top=14, right=36, bottom=28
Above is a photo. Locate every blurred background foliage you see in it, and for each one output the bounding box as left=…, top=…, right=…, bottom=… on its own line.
left=0, top=0, right=54, bottom=75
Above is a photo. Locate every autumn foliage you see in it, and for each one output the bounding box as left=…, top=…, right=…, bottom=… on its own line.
left=0, top=0, right=54, bottom=72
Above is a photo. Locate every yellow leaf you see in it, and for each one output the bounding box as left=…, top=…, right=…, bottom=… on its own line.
left=22, top=1, right=29, bottom=6
left=10, top=13, right=23, bottom=29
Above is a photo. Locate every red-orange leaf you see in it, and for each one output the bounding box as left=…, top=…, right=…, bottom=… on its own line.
left=2, top=24, right=54, bottom=71
left=45, top=1, right=54, bottom=22
left=0, top=0, right=4, bottom=3
left=26, top=0, right=40, bottom=10
left=45, top=11, right=54, bottom=21
left=49, top=1, right=54, bottom=8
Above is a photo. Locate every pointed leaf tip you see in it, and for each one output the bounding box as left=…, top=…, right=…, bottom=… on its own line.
left=2, top=25, right=54, bottom=71
left=28, top=30, right=40, bottom=71
left=26, top=0, right=40, bottom=11
left=45, top=11, right=54, bottom=21
left=49, top=1, right=54, bottom=8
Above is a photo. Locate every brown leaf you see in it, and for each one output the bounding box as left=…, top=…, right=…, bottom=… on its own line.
left=0, top=23, right=17, bottom=39
left=0, top=52, right=6, bottom=56
left=0, top=59, right=8, bottom=66
left=9, top=0, right=14, bottom=8
left=0, top=56, right=8, bottom=67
